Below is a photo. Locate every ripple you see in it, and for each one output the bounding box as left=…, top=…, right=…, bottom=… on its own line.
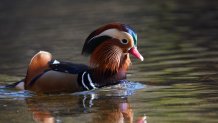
left=0, top=89, right=33, bottom=100
left=72, top=81, right=146, bottom=97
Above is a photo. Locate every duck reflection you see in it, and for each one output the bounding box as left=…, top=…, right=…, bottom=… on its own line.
left=25, top=93, right=146, bottom=123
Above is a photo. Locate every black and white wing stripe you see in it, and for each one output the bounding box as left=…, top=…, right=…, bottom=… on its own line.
left=79, top=71, right=97, bottom=91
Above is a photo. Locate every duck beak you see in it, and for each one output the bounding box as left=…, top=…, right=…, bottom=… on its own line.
left=128, top=47, right=144, bottom=61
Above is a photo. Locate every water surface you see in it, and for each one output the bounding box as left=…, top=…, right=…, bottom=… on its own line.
left=0, top=0, right=218, bottom=123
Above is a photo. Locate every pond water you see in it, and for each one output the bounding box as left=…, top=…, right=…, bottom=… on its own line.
left=0, top=0, right=218, bottom=123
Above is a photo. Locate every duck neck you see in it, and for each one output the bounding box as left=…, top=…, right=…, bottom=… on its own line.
left=89, top=54, right=131, bottom=87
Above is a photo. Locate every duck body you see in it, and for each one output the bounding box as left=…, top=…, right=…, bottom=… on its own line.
left=22, top=51, right=128, bottom=94
left=13, top=23, right=143, bottom=94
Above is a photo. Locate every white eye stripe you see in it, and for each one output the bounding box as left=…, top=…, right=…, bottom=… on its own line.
left=87, top=29, right=134, bottom=44
left=122, top=32, right=134, bottom=42
left=87, top=29, right=119, bottom=43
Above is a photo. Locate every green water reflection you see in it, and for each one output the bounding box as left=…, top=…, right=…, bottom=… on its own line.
left=0, top=0, right=218, bottom=123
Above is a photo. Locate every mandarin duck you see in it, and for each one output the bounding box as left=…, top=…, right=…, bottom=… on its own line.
left=12, top=23, right=144, bottom=94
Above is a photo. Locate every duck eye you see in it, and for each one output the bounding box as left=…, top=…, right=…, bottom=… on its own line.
left=121, top=39, right=128, bottom=44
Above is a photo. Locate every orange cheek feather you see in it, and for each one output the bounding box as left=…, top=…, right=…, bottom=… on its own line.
left=90, top=41, right=131, bottom=75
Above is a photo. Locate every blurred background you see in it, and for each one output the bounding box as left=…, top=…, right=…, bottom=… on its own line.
left=0, top=0, right=218, bottom=84
left=1, top=0, right=217, bottom=82
left=0, top=0, right=218, bottom=123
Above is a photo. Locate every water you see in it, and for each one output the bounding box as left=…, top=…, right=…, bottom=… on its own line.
left=0, top=0, right=218, bottom=123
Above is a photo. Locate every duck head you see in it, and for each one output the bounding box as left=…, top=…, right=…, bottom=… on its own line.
left=82, top=23, right=143, bottom=76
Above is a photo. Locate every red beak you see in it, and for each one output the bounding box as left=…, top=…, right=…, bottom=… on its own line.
left=128, top=47, right=144, bottom=61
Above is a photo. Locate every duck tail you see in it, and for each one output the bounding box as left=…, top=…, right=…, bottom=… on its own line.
left=2, top=79, right=25, bottom=90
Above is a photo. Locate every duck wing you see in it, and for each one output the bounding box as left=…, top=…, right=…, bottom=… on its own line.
left=24, top=51, right=52, bottom=87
